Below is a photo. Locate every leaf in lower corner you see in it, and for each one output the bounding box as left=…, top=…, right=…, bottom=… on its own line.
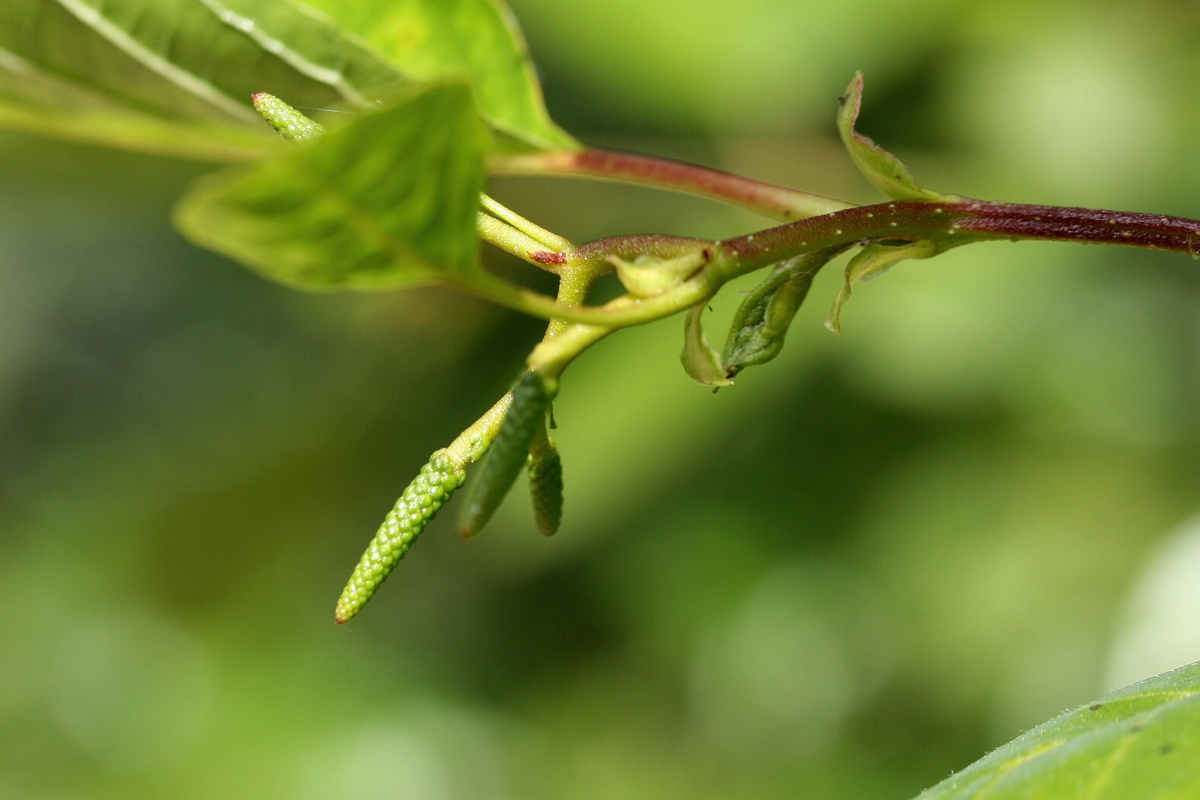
left=915, top=660, right=1200, bottom=800
left=173, top=82, right=488, bottom=291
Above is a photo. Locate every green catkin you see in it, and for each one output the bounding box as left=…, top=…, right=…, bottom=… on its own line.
left=335, top=449, right=467, bottom=623
left=251, top=92, right=325, bottom=143
left=457, top=372, right=551, bottom=538
left=527, top=441, right=563, bottom=536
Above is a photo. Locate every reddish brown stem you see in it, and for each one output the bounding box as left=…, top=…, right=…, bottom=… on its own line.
left=491, top=148, right=851, bottom=220
left=718, top=199, right=1200, bottom=276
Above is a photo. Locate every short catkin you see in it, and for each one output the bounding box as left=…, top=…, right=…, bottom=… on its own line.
left=335, top=449, right=467, bottom=623
left=527, top=443, right=563, bottom=536
left=457, top=372, right=551, bottom=538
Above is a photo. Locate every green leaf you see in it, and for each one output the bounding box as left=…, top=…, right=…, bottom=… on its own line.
left=825, top=239, right=938, bottom=333
left=680, top=304, right=733, bottom=388
left=917, top=661, right=1200, bottom=800
left=173, top=82, right=489, bottom=292
left=613, top=248, right=710, bottom=298
left=297, top=0, right=578, bottom=151
left=0, top=0, right=575, bottom=159
left=0, top=0, right=406, bottom=160
left=721, top=250, right=832, bottom=379
left=837, top=72, right=948, bottom=202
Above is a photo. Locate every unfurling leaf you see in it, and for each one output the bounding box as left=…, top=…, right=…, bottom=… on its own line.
left=681, top=304, right=734, bottom=388
left=335, top=449, right=468, bottom=623
left=612, top=248, right=709, bottom=298
left=837, top=73, right=952, bottom=203
left=458, top=372, right=553, bottom=538
left=826, top=239, right=938, bottom=333
left=722, top=250, right=835, bottom=379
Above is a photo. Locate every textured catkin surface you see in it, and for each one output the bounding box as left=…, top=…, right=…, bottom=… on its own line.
left=251, top=93, right=326, bottom=143
left=457, top=372, right=550, bottom=538
left=528, top=447, right=563, bottom=536
left=335, top=450, right=466, bottom=623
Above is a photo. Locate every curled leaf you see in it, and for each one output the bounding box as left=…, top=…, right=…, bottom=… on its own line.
left=721, top=250, right=835, bottom=379
left=612, top=248, right=709, bottom=298
left=458, top=372, right=553, bottom=538
left=681, top=305, right=734, bottom=388
left=335, top=449, right=468, bottom=623
left=825, top=239, right=938, bottom=333
left=837, top=72, right=950, bottom=203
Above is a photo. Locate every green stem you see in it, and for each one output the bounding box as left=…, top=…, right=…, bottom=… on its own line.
left=476, top=212, right=567, bottom=272
left=480, top=194, right=572, bottom=252
left=445, top=251, right=610, bottom=464
left=490, top=148, right=852, bottom=221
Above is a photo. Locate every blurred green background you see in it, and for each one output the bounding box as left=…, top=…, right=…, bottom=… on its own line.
left=3, top=0, right=1200, bottom=797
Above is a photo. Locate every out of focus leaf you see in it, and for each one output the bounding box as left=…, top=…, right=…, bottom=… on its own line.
left=917, top=661, right=1200, bottom=800
left=173, top=82, right=488, bottom=291
left=299, top=0, right=577, bottom=150
left=0, top=0, right=575, bottom=160
left=0, top=0, right=405, bottom=160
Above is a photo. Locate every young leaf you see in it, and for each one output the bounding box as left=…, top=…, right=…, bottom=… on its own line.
left=825, top=239, right=938, bottom=333
left=335, top=449, right=468, bottom=624
left=298, top=0, right=578, bottom=151
left=916, top=660, right=1200, bottom=800
left=174, top=82, right=489, bottom=292
left=837, top=72, right=949, bottom=203
left=458, top=372, right=552, bottom=538
left=0, top=0, right=405, bottom=160
left=612, top=248, right=709, bottom=298
left=681, top=304, right=733, bottom=388
left=721, top=250, right=834, bottom=379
